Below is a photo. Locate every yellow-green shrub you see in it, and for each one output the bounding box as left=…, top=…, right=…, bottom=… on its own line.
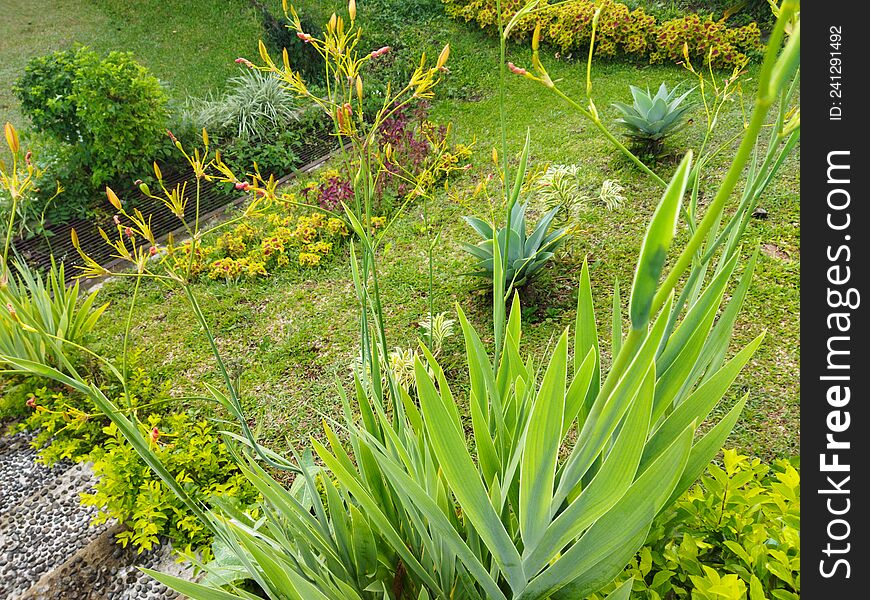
left=593, top=450, right=800, bottom=599
left=442, top=0, right=762, bottom=69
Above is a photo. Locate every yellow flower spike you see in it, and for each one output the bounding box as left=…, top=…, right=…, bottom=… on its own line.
left=282, top=47, right=291, bottom=72
left=106, top=186, right=122, bottom=210
left=70, top=228, right=80, bottom=249
left=98, top=227, right=110, bottom=243
left=153, top=161, right=163, bottom=181
left=329, top=12, right=337, bottom=32
left=202, top=128, right=209, bottom=148
left=4, top=122, right=19, bottom=154
left=349, top=0, right=356, bottom=21
left=436, top=44, right=450, bottom=70
left=356, top=75, right=363, bottom=100
left=282, top=0, right=288, bottom=15
left=491, top=147, right=498, bottom=165
left=532, top=22, right=541, bottom=53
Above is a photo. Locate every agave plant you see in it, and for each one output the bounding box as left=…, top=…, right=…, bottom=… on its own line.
left=612, top=83, right=695, bottom=153
left=462, top=199, right=568, bottom=290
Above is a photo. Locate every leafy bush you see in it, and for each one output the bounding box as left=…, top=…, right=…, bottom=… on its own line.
left=441, top=0, right=763, bottom=70
left=462, top=196, right=568, bottom=289
left=13, top=48, right=169, bottom=224
left=84, top=412, right=259, bottom=557
left=12, top=385, right=105, bottom=465
left=649, top=13, right=761, bottom=69
left=594, top=450, right=800, bottom=599
left=612, top=83, right=695, bottom=154
left=14, top=51, right=80, bottom=143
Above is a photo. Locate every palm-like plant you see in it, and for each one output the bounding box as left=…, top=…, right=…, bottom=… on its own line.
left=612, top=83, right=695, bottom=153
left=462, top=199, right=568, bottom=290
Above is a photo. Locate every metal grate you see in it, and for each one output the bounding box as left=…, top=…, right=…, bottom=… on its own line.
left=12, top=133, right=338, bottom=274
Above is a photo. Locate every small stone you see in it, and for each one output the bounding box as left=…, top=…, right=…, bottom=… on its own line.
left=752, top=207, right=768, bottom=219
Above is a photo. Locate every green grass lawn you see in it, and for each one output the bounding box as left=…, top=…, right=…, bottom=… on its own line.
left=5, top=0, right=799, bottom=461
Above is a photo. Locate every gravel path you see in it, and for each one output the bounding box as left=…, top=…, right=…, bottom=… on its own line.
left=0, top=430, right=191, bottom=599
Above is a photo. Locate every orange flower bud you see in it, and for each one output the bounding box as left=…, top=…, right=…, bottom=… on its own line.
left=437, top=44, right=450, bottom=70
left=106, top=187, right=122, bottom=210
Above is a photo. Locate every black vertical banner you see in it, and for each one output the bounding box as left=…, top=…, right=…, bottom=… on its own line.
left=803, top=2, right=867, bottom=596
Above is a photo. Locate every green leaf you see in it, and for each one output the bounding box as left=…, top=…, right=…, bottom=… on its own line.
left=519, top=425, right=693, bottom=600
left=629, top=152, right=692, bottom=329
left=524, top=361, right=654, bottom=575
left=519, top=329, right=568, bottom=549
left=415, top=356, right=525, bottom=593
left=141, top=569, right=250, bottom=600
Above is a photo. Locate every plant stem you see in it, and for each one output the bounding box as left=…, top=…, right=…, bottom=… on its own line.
left=121, top=274, right=141, bottom=412
left=550, top=87, right=667, bottom=187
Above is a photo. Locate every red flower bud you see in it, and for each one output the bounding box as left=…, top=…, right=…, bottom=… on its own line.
left=134, top=179, right=143, bottom=186
left=297, top=32, right=313, bottom=43
left=113, top=215, right=121, bottom=226
left=166, top=130, right=177, bottom=143
left=235, top=57, right=254, bottom=67
left=235, top=181, right=251, bottom=191
left=150, top=427, right=160, bottom=443
left=370, top=46, right=391, bottom=59
left=125, top=227, right=133, bottom=238
left=26, top=396, right=36, bottom=409
left=149, top=246, right=158, bottom=256
left=507, top=62, right=528, bottom=76
left=24, top=151, right=32, bottom=166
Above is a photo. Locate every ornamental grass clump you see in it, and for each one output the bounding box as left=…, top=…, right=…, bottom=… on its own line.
left=0, top=2, right=800, bottom=599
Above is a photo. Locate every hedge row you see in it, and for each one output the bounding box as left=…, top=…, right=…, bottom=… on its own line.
left=442, top=0, right=763, bottom=70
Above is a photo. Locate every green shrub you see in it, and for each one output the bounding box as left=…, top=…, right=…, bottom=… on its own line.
left=14, top=385, right=105, bottom=465
left=14, top=51, right=81, bottom=143
left=84, top=412, right=259, bottom=557
left=14, top=47, right=170, bottom=190
left=594, top=450, right=800, bottom=599
left=441, top=0, right=763, bottom=70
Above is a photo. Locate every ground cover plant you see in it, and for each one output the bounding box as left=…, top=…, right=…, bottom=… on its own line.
left=0, top=0, right=799, bottom=598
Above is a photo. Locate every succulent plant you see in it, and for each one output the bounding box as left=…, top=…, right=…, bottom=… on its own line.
left=612, top=83, right=695, bottom=152
left=462, top=200, right=568, bottom=290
